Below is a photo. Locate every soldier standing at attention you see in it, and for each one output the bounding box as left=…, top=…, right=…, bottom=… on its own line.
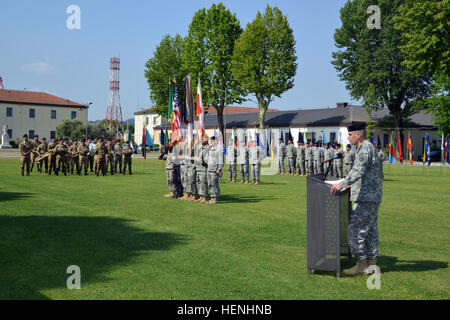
left=286, top=139, right=297, bottom=175
left=30, top=135, right=41, bottom=173
left=47, top=137, right=58, bottom=175
left=195, top=137, right=209, bottom=203
left=333, top=143, right=344, bottom=178
left=226, top=138, right=238, bottom=182
left=377, top=146, right=385, bottom=179
left=106, top=139, right=115, bottom=175
left=114, top=139, right=123, bottom=174
left=249, top=139, right=263, bottom=184
left=64, top=139, right=72, bottom=173
left=122, top=141, right=134, bottom=175
left=183, top=144, right=198, bottom=201
left=179, top=142, right=190, bottom=200
left=78, top=139, right=90, bottom=175
left=304, top=140, right=313, bottom=175
left=68, top=139, right=79, bottom=175
left=238, top=141, right=249, bottom=184
left=56, top=139, right=68, bottom=176
left=19, top=134, right=33, bottom=176
left=206, top=136, right=223, bottom=204
left=95, top=138, right=108, bottom=176
left=313, top=142, right=324, bottom=174
left=331, top=123, right=383, bottom=276
left=276, top=138, right=286, bottom=174
left=36, top=137, right=48, bottom=173
left=344, top=144, right=356, bottom=176
left=296, top=141, right=306, bottom=176
left=324, top=143, right=333, bottom=174
left=88, top=138, right=96, bottom=172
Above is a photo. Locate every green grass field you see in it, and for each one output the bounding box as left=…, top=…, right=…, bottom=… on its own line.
left=0, top=158, right=449, bottom=300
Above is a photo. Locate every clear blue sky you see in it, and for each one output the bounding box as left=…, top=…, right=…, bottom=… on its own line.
left=0, top=0, right=357, bottom=121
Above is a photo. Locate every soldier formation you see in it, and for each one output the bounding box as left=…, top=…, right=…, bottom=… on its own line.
left=18, top=134, right=134, bottom=177
left=275, top=138, right=355, bottom=179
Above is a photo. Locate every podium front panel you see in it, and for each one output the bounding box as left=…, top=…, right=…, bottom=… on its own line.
left=307, top=174, right=350, bottom=276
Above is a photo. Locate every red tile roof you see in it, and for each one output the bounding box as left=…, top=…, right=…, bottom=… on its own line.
left=0, top=89, right=87, bottom=108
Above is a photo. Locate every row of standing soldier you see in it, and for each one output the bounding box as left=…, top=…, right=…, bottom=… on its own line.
left=275, top=138, right=357, bottom=178
left=18, top=134, right=134, bottom=177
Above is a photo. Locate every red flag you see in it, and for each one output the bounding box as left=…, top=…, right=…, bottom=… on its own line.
left=397, top=133, right=403, bottom=164
left=407, top=132, right=413, bottom=165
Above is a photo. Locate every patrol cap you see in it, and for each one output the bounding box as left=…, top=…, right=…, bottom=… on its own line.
left=346, top=144, right=351, bottom=148
left=347, top=122, right=366, bottom=132
left=210, top=136, right=216, bottom=141
left=34, top=134, right=39, bottom=138
left=126, top=140, right=130, bottom=144
left=23, top=134, right=28, bottom=138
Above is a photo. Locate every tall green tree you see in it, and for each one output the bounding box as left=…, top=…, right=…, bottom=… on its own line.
left=144, top=34, right=186, bottom=117
left=183, top=3, right=245, bottom=141
left=56, top=119, right=86, bottom=140
left=232, top=5, right=297, bottom=129
left=332, top=0, right=431, bottom=144
left=395, top=0, right=450, bottom=135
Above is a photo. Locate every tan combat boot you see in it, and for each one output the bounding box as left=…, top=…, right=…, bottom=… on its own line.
left=164, top=192, right=175, bottom=198
left=251, top=179, right=256, bottom=185
left=244, top=179, right=249, bottom=184
left=200, top=196, right=208, bottom=203
left=227, top=178, right=232, bottom=182
left=180, top=193, right=188, bottom=200
left=342, top=259, right=368, bottom=276
left=239, top=179, right=244, bottom=184
left=255, top=180, right=260, bottom=185
left=208, top=197, right=217, bottom=204
left=189, top=195, right=197, bottom=201
left=367, top=258, right=378, bottom=273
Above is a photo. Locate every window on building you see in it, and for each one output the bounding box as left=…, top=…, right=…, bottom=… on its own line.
left=153, top=117, right=157, bottom=125
left=29, top=108, right=35, bottom=118
left=50, top=131, right=56, bottom=139
left=146, top=117, right=149, bottom=125
left=71, top=111, right=77, bottom=120
left=7, top=129, right=12, bottom=139
left=330, top=132, right=336, bottom=143
left=51, top=110, right=56, bottom=119
left=6, top=107, right=12, bottom=117
left=29, top=130, right=35, bottom=138
left=383, top=134, right=389, bottom=148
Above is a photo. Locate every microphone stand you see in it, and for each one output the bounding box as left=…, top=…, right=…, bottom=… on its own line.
left=322, top=154, right=342, bottom=181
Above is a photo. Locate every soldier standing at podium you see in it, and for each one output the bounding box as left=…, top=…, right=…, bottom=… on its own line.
left=330, top=123, right=383, bottom=276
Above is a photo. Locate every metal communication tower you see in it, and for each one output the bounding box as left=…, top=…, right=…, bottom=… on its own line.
left=106, top=57, right=123, bottom=136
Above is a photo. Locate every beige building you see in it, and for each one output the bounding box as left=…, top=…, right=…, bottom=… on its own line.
left=0, top=89, right=88, bottom=142
left=134, top=107, right=168, bottom=146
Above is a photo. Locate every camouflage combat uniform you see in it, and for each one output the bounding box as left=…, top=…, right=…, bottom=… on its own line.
left=95, top=142, right=108, bottom=176
left=68, top=143, right=79, bottom=174
left=305, top=145, right=313, bottom=175
left=338, top=140, right=383, bottom=261
left=36, top=142, right=48, bottom=173
left=276, top=142, right=286, bottom=174
left=314, top=146, right=324, bottom=174
left=19, top=140, right=33, bottom=175
left=344, top=149, right=356, bottom=176
left=114, top=143, right=123, bottom=173
left=333, top=148, right=344, bottom=178
left=238, top=145, right=249, bottom=181
left=250, top=145, right=263, bottom=183
left=186, top=147, right=197, bottom=196
left=324, top=147, right=334, bottom=174
left=47, top=141, right=58, bottom=175
left=78, top=143, right=90, bottom=175
left=105, top=142, right=115, bottom=174
left=226, top=145, right=237, bottom=180
left=296, top=144, right=306, bottom=175
left=56, top=142, right=68, bottom=175
left=196, top=144, right=209, bottom=198
left=206, top=143, right=224, bottom=199
left=122, top=144, right=133, bottom=174
left=286, top=143, right=297, bottom=174
left=30, top=140, right=41, bottom=172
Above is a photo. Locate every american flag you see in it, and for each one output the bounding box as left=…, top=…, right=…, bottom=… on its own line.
left=171, top=81, right=183, bottom=143
left=0, top=76, right=4, bottom=89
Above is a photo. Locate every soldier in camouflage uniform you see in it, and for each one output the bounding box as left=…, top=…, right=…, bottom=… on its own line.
left=377, top=146, right=385, bottom=176
left=95, top=138, right=108, bottom=176
left=19, top=134, right=33, bottom=176
left=164, top=142, right=176, bottom=198
left=78, top=139, right=90, bottom=175
left=87, top=138, right=96, bottom=172
left=324, top=143, right=333, bottom=175
left=331, top=123, right=383, bottom=276
left=114, top=140, right=123, bottom=174
left=286, top=139, right=297, bottom=175
left=333, top=144, right=344, bottom=178
left=105, top=139, right=115, bottom=175
left=304, top=140, right=313, bottom=175
left=276, top=138, right=286, bottom=174
left=179, top=142, right=190, bottom=200
left=184, top=144, right=198, bottom=201
left=47, top=137, right=58, bottom=175
left=194, top=137, right=209, bottom=203
left=206, top=136, right=224, bottom=204
left=56, top=139, right=68, bottom=176
left=313, top=142, right=324, bottom=174
left=122, top=141, right=133, bottom=175
left=68, top=140, right=79, bottom=174
left=296, top=141, right=306, bottom=176
left=249, top=140, right=263, bottom=184
left=30, top=135, right=41, bottom=173
left=36, top=137, right=48, bottom=173
left=226, top=139, right=238, bottom=182
left=238, top=143, right=249, bottom=184
left=344, top=144, right=355, bottom=176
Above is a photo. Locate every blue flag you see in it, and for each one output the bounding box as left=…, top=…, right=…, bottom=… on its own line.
left=145, top=129, right=154, bottom=146
left=321, top=130, right=326, bottom=148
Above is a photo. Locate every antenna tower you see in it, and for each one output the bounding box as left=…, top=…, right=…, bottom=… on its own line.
left=106, top=57, right=123, bottom=136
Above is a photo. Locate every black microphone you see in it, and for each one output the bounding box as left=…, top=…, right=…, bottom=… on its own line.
left=323, top=153, right=343, bottom=163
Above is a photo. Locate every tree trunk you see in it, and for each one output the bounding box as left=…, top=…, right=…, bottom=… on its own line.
left=258, top=104, right=267, bottom=129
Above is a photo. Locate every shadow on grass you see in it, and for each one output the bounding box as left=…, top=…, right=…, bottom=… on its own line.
left=0, top=215, right=188, bottom=299
left=0, top=192, right=34, bottom=202
left=218, top=194, right=272, bottom=203
left=378, top=256, right=448, bottom=273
